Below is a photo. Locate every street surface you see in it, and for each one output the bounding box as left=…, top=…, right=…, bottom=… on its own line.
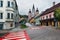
left=0, top=26, right=60, bottom=40
left=26, top=26, right=60, bottom=40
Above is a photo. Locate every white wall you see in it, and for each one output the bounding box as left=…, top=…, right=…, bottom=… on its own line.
left=0, top=0, right=19, bottom=29
left=3, top=22, right=15, bottom=29
left=40, top=12, right=54, bottom=20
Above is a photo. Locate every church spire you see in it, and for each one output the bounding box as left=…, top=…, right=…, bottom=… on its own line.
left=32, top=4, right=35, bottom=17
left=32, top=4, right=35, bottom=9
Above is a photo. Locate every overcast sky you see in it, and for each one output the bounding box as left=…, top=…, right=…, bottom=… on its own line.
left=16, top=0, right=60, bottom=15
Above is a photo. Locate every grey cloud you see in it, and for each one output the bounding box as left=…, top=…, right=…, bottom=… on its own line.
left=16, top=0, right=60, bottom=15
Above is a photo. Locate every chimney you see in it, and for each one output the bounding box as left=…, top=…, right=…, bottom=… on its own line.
left=53, top=2, right=55, bottom=6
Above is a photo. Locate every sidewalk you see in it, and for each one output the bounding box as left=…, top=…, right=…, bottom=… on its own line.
left=0, top=27, right=21, bottom=33
left=39, top=26, right=60, bottom=31
left=10, top=27, right=22, bottom=32
left=0, top=29, right=11, bottom=33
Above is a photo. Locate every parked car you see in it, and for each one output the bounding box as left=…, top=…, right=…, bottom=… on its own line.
left=25, top=23, right=32, bottom=27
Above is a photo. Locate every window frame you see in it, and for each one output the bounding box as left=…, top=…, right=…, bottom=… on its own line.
left=11, top=13, right=13, bottom=19
left=7, top=13, right=10, bottom=19
left=0, top=1, right=3, bottom=7
left=11, top=2, right=14, bottom=8
left=46, top=16, right=48, bottom=19
left=0, top=13, right=3, bottom=19
left=7, top=1, right=10, bottom=7
left=49, top=14, right=51, bottom=18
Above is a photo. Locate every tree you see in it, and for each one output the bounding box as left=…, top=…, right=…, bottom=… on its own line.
left=19, top=19, right=27, bottom=24
left=54, top=7, right=60, bottom=28
left=19, top=15, right=28, bottom=18
left=54, top=8, right=60, bottom=21
left=19, top=15, right=28, bottom=24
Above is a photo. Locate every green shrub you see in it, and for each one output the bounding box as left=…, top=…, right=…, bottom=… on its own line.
left=20, top=24, right=28, bottom=29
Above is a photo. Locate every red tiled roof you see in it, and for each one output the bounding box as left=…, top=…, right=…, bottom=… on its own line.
left=29, top=17, right=34, bottom=21
left=40, top=3, right=60, bottom=16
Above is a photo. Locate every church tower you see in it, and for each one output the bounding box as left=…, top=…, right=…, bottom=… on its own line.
left=28, top=4, right=39, bottom=23
left=35, top=8, right=39, bottom=16
left=32, top=4, right=35, bottom=17
left=28, top=9, right=32, bottom=20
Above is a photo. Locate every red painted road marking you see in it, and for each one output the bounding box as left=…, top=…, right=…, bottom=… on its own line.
left=0, top=31, right=30, bottom=40
left=24, top=31, right=30, bottom=40
left=0, top=37, right=3, bottom=40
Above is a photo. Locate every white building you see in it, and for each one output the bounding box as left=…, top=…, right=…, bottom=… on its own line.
left=0, top=0, right=19, bottom=30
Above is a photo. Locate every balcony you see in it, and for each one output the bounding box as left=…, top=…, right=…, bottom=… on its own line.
left=6, top=6, right=15, bottom=12
left=6, top=19, right=14, bottom=22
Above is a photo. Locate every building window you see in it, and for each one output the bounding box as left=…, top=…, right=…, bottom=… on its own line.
left=49, top=15, right=51, bottom=18
left=0, top=13, right=3, bottom=19
left=7, top=13, right=10, bottom=19
left=46, top=16, right=48, bottom=19
left=7, top=1, right=10, bottom=7
left=0, top=1, right=3, bottom=7
left=0, top=24, right=3, bottom=30
left=43, top=17, right=44, bottom=20
left=10, top=23, right=13, bottom=27
left=11, top=13, right=13, bottom=19
left=11, top=2, right=14, bottom=7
